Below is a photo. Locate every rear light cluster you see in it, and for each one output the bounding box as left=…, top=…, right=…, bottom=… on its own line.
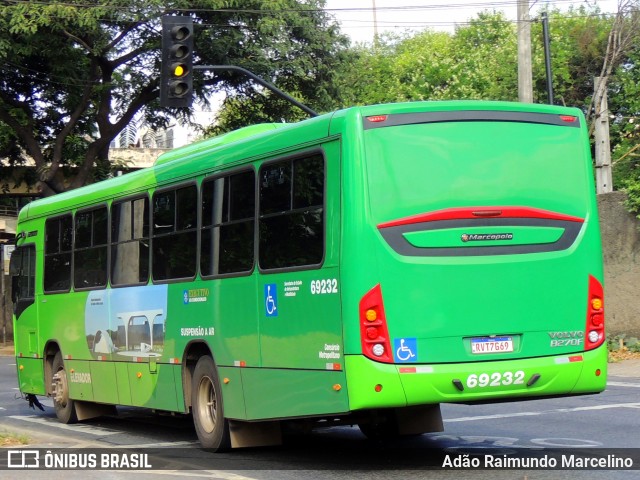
left=585, top=275, right=605, bottom=350
left=366, top=115, right=388, bottom=123
left=359, top=284, right=393, bottom=363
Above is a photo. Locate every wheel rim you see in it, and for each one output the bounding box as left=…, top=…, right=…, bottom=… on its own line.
left=52, top=368, right=69, bottom=407
left=196, top=375, right=217, bottom=434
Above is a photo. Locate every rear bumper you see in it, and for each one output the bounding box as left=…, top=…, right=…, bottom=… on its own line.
left=345, top=345, right=607, bottom=410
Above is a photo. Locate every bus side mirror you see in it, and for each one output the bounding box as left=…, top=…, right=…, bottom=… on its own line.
left=11, top=275, right=20, bottom=305
left=9, top=252, right=20, bottom=276
left=9, top=248, right=21, bottom=306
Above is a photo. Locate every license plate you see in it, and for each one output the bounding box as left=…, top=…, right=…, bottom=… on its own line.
left=471, top=336, right=513, bottom=354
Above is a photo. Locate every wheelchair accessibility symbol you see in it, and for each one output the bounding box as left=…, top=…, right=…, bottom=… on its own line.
left=265, top=284, right=278, bottom=317
left=393, top=338, right=417, bottom=363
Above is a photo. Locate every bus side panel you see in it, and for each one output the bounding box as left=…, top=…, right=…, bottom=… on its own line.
left=218, top=366, right=247, bottom=420
left=170, top=276, right=260, bottom=368
left=89, top=361, right=119, bottom=404
left=257, top=266, right=343, bottom=370
left=114, top=361, right=132, bottom=405
left=15, top=358, right=46, bottom=395
left=66, top=359, right=95, bottom=402
left=242, top=368, right=348, bottom=420
left=126, top=363, right=180, bottom=411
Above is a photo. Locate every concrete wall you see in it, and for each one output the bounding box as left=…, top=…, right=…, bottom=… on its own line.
left=598, top=191, right=640, bottom=337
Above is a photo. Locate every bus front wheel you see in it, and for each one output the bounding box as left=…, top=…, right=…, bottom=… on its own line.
left=191, top=355, right=230, bottom=451
left=51, top=352, right=78, bottom=424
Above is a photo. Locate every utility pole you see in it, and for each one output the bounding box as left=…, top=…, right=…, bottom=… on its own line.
left=541, top=11, right=554, bottom=105
left=517, top=0, right=533, bottom=103
left=594, top=76, right=613, bottom=194
left=372, top=0, right=379, bottom=47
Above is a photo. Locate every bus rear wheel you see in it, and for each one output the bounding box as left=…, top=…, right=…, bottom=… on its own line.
left=191, top=355, right=230, bottom=451
left=357, top=411, right=399, bottom=441
left=51, top=352, right=78, bottom=424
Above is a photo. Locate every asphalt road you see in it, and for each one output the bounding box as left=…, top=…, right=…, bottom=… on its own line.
left=1, top=354, right=639, bottom=479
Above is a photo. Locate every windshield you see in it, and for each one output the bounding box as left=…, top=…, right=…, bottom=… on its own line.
left=364, top=119, right=590, bottom=224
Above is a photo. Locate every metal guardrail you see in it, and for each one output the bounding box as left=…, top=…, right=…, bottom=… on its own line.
left=0, top=206, right=19, bottom=217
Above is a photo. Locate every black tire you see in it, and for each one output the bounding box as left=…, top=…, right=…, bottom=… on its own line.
left=51, top=352, right=78, bottom=424
left=191, top=355, right=230, bottom=451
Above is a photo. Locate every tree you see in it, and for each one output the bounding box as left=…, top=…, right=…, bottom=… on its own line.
left=331, top=12, right=520, bottom=106
left=0, top=0, right=348, bottom=195
left=529, top=6, right=613, bottom=108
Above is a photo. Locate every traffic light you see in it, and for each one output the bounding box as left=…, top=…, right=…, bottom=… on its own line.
left=161, top=15, right=193, bottom=108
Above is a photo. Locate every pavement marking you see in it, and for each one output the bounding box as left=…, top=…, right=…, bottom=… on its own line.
left=8, top=415, right=120, bottom=436
left=446, top=401, right=640, bottom=423
left=118, top=441, right=199, bottom=448
left=607, top=381, right=640, bottom=388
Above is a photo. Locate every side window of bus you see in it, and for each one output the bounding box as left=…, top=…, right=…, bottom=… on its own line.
left=74, top=206, right=108, bottom=290
left=10, top=244, right=36, bottom=317
left=10, top=245, right=36, bottom=318
left=44, top=214, right=73, bottom=293
left=201, top=170, right=255, bottom=276
left=259, top=153, right=324, bottom=270
left=152, top=185, right=197, bottom=281
left=111, top=197, right=150, bottom=286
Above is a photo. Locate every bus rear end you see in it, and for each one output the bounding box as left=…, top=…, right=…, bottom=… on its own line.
left=341, top=102, right=606, bottom=422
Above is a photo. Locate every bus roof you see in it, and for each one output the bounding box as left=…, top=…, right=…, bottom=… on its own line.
left=18, top=100, right=585, bottom=223
left=154, top=123, right=288, bottom=166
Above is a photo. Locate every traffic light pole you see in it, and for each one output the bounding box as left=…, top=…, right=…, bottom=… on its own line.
left=194, top=65, right=319, bottom=118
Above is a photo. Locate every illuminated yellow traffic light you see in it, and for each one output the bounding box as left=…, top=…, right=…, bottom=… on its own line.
left=161, top=16, right=193, bottom=108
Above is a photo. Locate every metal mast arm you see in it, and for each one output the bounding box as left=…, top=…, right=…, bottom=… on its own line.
left=195, top=65, right=319, bottom=117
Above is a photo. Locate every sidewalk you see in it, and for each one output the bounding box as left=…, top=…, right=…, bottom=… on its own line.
left=608, top=358, right=640, bottom=377
left=0, top=343, right=13, bottom=356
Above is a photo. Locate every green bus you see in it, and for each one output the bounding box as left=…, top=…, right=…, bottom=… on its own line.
left=10, top=101, right=606, bottom=450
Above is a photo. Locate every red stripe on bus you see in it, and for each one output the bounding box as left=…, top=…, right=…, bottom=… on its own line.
left=378, top=207, right=584, bottom=229
left=399, top=367, right=417, bottom=374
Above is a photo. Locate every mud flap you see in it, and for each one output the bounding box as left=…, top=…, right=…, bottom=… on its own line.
left=75, top=401, right=117, bottom=421
left=229, top=420, right=282, bottom=448
left=396, top=404, right=444, bottom=435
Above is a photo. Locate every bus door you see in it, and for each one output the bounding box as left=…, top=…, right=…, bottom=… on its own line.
left=247, top=141, right=346, bottom=418
left=11, top=243, right=42, bottom=392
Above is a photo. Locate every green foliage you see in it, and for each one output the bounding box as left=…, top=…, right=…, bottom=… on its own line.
left=0, top=0, right=349, bottom=193
left=332, top=8, right=622, bottom=109
left=607, top=333, right=640, bottom=352
left=611, top=37, right=640, bottom=199
left=0, top=430, right=29, bottom=447
left=331, top=12, right=519, bottom=106
left=330, top=6, right=640, bottom=212
left=531, top=7, right=613, bottom=108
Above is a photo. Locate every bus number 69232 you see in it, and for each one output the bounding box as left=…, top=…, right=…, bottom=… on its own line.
left=310, top=279, right=338, bottom=295
left=466, top=371, right=525, bottom=389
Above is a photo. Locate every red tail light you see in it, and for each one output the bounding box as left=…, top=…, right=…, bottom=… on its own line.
left=560, top=115, right=578, bottom=123
left=366, top=115, right=388, bottom=123
left=359, top=284, right=393, bottom=363
left=585, top=275, right=605, bottom=350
